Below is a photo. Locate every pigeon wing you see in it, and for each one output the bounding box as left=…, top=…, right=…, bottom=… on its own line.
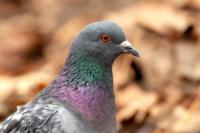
left=0, top=102, right=94, bottom=133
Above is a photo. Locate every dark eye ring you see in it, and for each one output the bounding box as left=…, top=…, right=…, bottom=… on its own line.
left=100, top=34, right=110, bottom=43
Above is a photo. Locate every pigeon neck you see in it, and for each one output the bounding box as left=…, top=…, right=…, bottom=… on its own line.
left=61, top=51, right=113, bottom=86
left=49, top=52, right=116, bottom=132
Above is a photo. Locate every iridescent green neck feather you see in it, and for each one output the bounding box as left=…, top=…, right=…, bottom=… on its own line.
left=60, top=49, right=113, bottom=87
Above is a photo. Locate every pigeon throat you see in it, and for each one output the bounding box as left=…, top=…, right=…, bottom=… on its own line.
left=62, top=52, right=113, bottom=86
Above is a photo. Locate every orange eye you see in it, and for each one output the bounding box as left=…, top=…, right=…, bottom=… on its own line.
left=100, top=34, right=110, bottom=43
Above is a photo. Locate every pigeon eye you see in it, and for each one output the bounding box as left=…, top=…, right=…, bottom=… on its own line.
left=100, top=34, right=110, bottom=43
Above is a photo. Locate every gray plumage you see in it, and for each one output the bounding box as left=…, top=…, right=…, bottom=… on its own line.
left=0, top=21, right=139, bottom=133
left=0, top=97, right=95, bottom=133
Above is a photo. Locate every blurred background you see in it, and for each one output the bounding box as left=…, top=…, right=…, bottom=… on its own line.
left=0, top=0, right=200, bottom=132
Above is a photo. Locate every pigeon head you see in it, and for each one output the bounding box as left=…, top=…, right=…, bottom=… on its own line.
left=69, top=21, right=139, bottom=65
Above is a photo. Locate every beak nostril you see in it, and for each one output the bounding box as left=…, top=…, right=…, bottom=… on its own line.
left=124, top=47, right=132, bottom=50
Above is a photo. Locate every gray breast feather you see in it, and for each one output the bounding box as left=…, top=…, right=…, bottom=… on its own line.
left=0, top=103, right=94, bottom=133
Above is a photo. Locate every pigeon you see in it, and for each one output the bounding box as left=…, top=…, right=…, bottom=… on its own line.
left=0, top=21, right=139, bottom=133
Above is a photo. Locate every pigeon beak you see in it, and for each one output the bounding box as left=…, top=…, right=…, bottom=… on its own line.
left=120, top=40, right=140, bottom=57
